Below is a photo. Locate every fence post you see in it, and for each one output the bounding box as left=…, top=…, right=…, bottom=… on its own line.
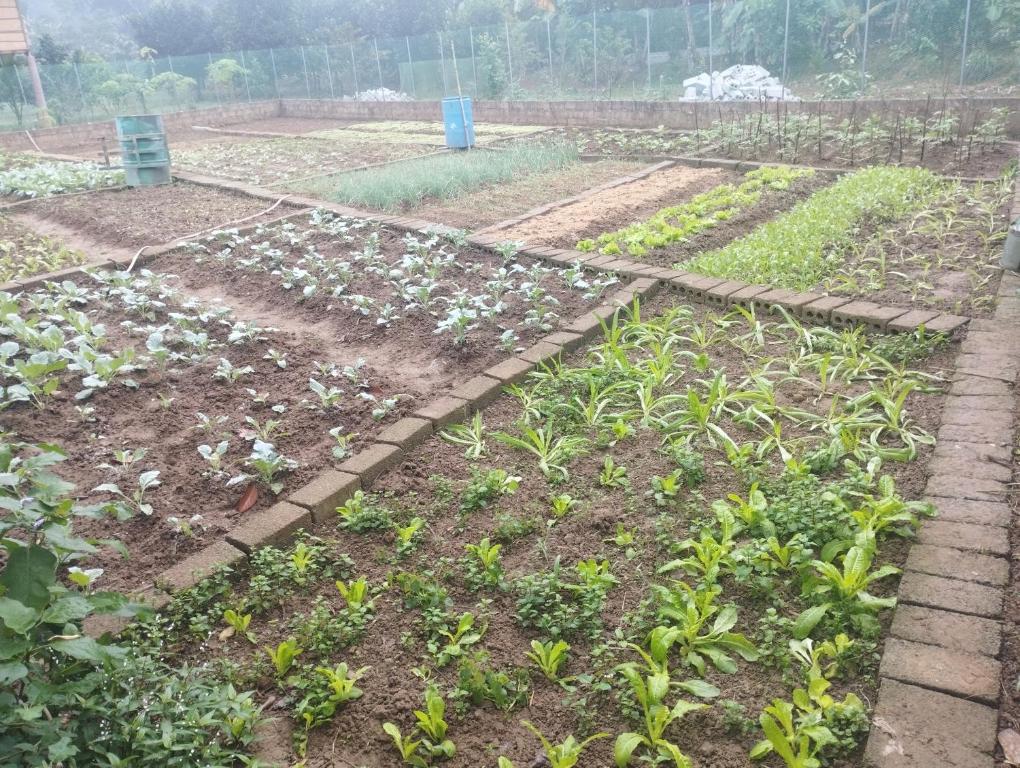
left=645, top=9, right=651, bottom=92
left=781, top=0, right=791, bottom=87
left=592, top=9, right=598, bottom=99
left=438, top=31, right=449, bottom=93
left=374, top=38, right=383, bottom=89
left=167, top=54, right=175, bottom=74
left=324, top=45, right=335, bottom=99
left=208, top=52, right=222, bottom=105
left=469, top=27, right=477, bottom=93
left=405, top=37, right=416, bottom=98
left=860, top=0, right=871, bottom=93
left=350, top=43, right=359, bottom=97
left=707, top=0, right=714, bottom=100
left=546, top=16, right=553, bottom=75
left=72, top=60, right=85, bottom=110
left=504, top=20, right=513, bottom=96
left=270, top=48, right=281, bottom=98
left=240, top=49, right=252, bottom=101
left=960, top=0, right=972, bottom=88
left=300, top=46, right=311, bottom=98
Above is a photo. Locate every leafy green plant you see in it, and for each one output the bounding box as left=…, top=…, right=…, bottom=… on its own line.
left=494, top=421, right=589, bottom=482
left=463, top=537, right=505, bottom=591
left=383, top=686, right=456, bottom=765
left=440, top=411, right=487, bottom=459
left=293, top=662, right=369, bottom=754
left=267, top=638, right=303, bottom=678
left=599, top=455, right=630, bottom=488
left=337, top=490, right=393, bottom=532
left=525, top=639, right=571, bottom=682
left=222, top=608, right=256, bottom=643
left=460, top=468, right=520, bottom=514
left=521, top=721, right=608, bottom=768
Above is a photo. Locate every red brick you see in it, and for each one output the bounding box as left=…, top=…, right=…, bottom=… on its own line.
left=886, top=309, right=941, bottom=332
left=905, top=544, right=1008, bottom=585
left=154, top=540, right=245, bottom=593
left=485, top=356, right=534, bottom=385
left=413, top=395, right=469, bottom=428
left=751, top=288, right=795, bottom=310
left=288, top=469, right=360, bottom=522
left=924, top=497, right=1011, bottom=527
left=375, top=416, right=432, bottom=450
left=704, top=279, right=748, bottom=304
left=227, top=501, right=311, bottom=552
left=728, top=284, right=770, bottom=305
left=864, top=678, right=997, bottom=768
left=338, top=442, right=403, bottom=486
left=937, top=420, right=1015, bottom=446
left=928, top=453, right=1012, bottom=483
left=564, top=309, right=615, bottom=339
left=879, top=638, right=1000, bottom=705
left=899, top=572, right=1002, bottom=618
left=890, top=605, right=1002, bottom=657
left=830, top=300, right=907, bottom=329
left=948, top=376, right=1013, bottom=397
left=448, top=374, right=503, bottom=407
left=802, top=295, right=852, bottom=322
left=925, top=474, right=1007, bottom=503
left=925, top=313, right=970, bottom=334
left=518, top=341, right=564, bottom=367
left=541, top=331, right=585, bottom=353
left=782, top=291, right=825, bottom=313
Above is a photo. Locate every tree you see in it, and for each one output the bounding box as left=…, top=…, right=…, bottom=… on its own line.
left=212, top=0, right=299, bottom=50
left=33, top=32, right=69, bottom=64
left=128, top=1, right=217, bottom=56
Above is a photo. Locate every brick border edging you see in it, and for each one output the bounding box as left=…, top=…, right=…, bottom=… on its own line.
left=468, top=236, right=971, bottom=336
left=863, top=158, right=1020, bottom=768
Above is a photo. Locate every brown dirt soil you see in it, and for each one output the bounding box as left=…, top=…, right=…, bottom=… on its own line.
left=153, top=225, right=597, bottom=395
left=496, top=165, right=730, bottom=245
left=146, top=293, right=955, bottom=768
left=0, top=213, right=88, bottom=281
left=194, top=117, right=364, bottom=136
left=22, top=182, right=304, bottom=248
left=10, top=210, right=137, bottom=266
left=497, top=167, right=830, bottom=269
left=173, top=136, right=432, bottom=186
left=410, top=159, right=649, bottom=229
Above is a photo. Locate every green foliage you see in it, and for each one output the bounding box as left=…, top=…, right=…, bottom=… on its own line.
left=684, top=166, right=944, bottom=290
left=526, top=638, right=571, bottom=682
left=0, top=161, right=124, bottom=199
left=515, top=558, right=616, bottom=640
left=452, top=652, right=529, bottom=712
left=0, top=440, right=261, bottom=765
left=337, top=490, right=394, bottom=532
left=303, top=142, right=578, bottom=211
left=522, top=721, right=609, bottom=768
left=587, top=166, right=813, bottom=257
left=384, top=686, right=456, bottom=766
left=460, top=468, right=520, bottom=515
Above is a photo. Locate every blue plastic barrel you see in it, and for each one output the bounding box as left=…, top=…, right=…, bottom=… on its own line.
left=442, top=96, right=475, bottom=149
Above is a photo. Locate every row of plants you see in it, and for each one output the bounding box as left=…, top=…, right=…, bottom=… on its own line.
left=291, top=141, right=579, bottom=211
left=576, top=166, right=814, bottom=258
left=682, top=166, right=945, bottom=291
left=183, top=211, right=618, bottom=348
left=0, top=215, right=85, bottom=282
left=0, top=160, right=125, bottom=199
left=0, top=267, right=407, bottom=583
left=822, top=169, right=1015, bottom=317
left=113, top=297, right=950, bottom=765
left=555, top=107, right=1013, bottom=170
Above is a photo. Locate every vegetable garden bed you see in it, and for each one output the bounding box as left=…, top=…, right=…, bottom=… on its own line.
left=288, top=142, right=580, bottom=211
left=0, top=214, right=619, bottom=590
left=495, top=164, right=829, bottom=268
left=21, top=181, right=304, bottom=248
left=550, top=106, right=1015, bottom=178
left=130, top=294, right=955, bottom=766
left=683, top=166, right=1016, bottom=318
left=0, top=215, right=86, bottom=282
left=173, top=136, right=433, bottom=186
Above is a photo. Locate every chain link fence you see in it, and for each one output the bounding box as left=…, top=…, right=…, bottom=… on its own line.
left=2, top=0, right=1015, bottom=131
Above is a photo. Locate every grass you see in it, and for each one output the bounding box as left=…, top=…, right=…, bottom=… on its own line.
left=681, top=166, right=944, bottom=291
left=291, top=142, right=579, bottom=211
